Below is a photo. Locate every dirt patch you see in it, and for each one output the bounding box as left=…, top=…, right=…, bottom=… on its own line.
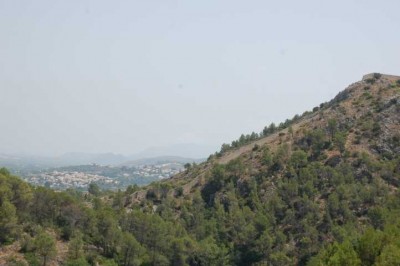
left=0, top=242, right=26, bottom=265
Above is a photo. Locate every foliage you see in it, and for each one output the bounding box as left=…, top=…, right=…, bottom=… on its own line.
left=88, top=182, right=101, bottom=196
left=33, top=232, right=57, bottom=266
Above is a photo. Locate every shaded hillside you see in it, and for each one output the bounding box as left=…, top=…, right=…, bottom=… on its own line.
left=1, top=73, right=400, bottom=266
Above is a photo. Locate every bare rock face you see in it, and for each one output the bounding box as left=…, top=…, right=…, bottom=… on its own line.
left=372, top=96, right=400, bottom=158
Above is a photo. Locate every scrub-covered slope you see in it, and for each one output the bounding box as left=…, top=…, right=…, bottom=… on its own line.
left=125, top=73, right=400, bottom=265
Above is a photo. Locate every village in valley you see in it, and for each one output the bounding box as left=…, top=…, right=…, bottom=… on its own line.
left=22, top=162, right=185, bottom=190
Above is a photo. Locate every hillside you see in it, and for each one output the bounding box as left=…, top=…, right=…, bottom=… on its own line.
left=122, top=73, right=400, bottom=264
left=1, top=73, right=400, bottom=266
left=127, top=73, right=400, bottom=204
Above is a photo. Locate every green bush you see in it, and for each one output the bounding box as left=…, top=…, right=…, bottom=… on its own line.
left=373, top=73, right=382, bottom=79
left=365, top=78, right=376, bottom=84
left=24, top=253, right=40, bottom=266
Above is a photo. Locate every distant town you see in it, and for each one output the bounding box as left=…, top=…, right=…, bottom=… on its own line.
left=22, top=162, right=185, bottom=190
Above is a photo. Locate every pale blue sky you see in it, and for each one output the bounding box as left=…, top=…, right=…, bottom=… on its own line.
left=1, top=0, right=399, bottom=156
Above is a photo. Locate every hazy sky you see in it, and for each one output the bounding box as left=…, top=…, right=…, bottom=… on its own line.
left=1, top=0, right=399, bottom=157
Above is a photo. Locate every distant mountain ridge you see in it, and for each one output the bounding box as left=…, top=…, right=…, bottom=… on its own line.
left=0, top=143, right=209, bottom=171
left=127, top=143, right=216, bottom=160
left=119, top=156, right=204, bottom=167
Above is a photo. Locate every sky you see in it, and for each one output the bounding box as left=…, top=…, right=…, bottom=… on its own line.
left=1, top=0, right=400, bottom=157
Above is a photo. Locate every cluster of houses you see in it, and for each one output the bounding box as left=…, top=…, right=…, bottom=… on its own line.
left=24, top=171, right=117, bottom=190
left=23, top=162, right=184, bottom=190
left=135, top=163, right=183, bottom=179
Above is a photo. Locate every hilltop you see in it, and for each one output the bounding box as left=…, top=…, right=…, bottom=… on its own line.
left=1, top=73, right=400, bottom=266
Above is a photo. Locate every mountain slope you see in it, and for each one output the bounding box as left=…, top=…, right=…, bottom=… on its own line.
left=128, top=73, right=400, bottom=202
left=217, top=73, right=399, bottom=164
left=124, top=73, right=400, bottom=265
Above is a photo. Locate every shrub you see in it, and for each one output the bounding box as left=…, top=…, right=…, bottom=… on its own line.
left=373, top=73, right=382, bottom=79
left=24, top=253, right=40, bottom=266
left=176, top=187, right=183, bottom=197
left=329, top=90, right=351, bottom=106
left=362, top=92, right=373, bottom=100
left=365, top=78, right=376, bottom=84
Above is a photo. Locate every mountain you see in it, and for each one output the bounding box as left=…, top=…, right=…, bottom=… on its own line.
left=55, top=152, right=128, bottom=166
left=1, top=73, right=400, bottom=265
left=0, top=151, right=205, bottom=173
left=123, top=73, right=400, bottom=264
left=127, top=143, right=217, bottom=160
left=119, top=156, right=204, bottom=167
left=128, top=73, right=400, bottom=201
left=0, top=153, right=60, bottom=171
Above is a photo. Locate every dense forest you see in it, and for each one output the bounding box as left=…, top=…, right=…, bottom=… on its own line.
left=1, top=74, right=400, bottom=265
